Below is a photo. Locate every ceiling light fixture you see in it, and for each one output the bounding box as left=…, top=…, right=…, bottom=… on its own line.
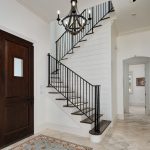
left=56, top=0, right=92, bottom=35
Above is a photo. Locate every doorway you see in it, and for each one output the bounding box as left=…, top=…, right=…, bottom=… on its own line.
left=0, top=30, right=34, bottom=148
left=128, top=64, right=145, bottom=115
left=123, top=57, right=150, bottom=116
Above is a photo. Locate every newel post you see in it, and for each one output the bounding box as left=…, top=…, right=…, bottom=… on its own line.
left=94, top=85, right=100, bottom=133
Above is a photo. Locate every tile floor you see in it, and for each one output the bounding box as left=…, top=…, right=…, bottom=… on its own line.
left=3, top=114, right=150, bottom=150
left=129, top=105, right=145, bottom=115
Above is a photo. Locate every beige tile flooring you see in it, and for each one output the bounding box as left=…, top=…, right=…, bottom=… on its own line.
left=3, top=114, right=150, bottom=150
left=129, top=105, right=145, bottom=115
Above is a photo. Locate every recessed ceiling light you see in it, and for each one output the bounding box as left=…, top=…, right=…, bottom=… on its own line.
left=133, top=0, right=136, bottom=2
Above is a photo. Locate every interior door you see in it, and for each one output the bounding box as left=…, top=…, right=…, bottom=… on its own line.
left=0, top=30, right=34, bottom=148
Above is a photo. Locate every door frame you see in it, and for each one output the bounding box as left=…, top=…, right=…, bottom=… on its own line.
left=123, top=56, right=150, bottom=115
left=0, top=29, right=34, bottom=148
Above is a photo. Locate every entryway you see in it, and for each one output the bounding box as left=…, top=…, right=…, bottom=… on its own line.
left=0, top=30, right=34, bottom=148
left=129, top=64, right=145, bottom=115
left=123, top=56, right=150, bottom=116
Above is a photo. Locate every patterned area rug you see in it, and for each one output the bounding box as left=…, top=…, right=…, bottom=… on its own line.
left=10, top=135, right=92, bottom=150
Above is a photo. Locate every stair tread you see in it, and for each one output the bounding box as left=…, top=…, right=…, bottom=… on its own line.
left=86, top=32, right=94, bottom=35
left=63, top=105, right=75, bottom=107
left=101, top=16, right=110, bottom=20
left=71, top=108, right=94, bottom=115
left=94, top=24, right=102, bottom=28
left=79, top=39, right=87, bottom=42
left=80, top=114, right=103, bottom=124
left=49, top=90, right=74, bottom=94
left=65, top=102, right=88, bottom=107
left=61, top=58, right=68, bottom=60
left=56, top=96, right=80, bottom=101
left=51, top=69, right=60, bottom=74
left=49, top=92, right=60, bottom=94
left=56, top=98, right=67, bottom=100
left=89, top=120, right=111, bottom=135
left=73, top=46, right=80, bottom=48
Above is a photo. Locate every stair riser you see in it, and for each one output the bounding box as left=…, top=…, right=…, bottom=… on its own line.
left=90, top=122, right=112, bottom=143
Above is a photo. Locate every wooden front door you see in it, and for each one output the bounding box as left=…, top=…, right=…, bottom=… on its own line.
left=0, top=30, right=34, bottom=148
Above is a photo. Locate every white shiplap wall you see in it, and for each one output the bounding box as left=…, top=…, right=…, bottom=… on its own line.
left=63, top=22, right=112, bottom=120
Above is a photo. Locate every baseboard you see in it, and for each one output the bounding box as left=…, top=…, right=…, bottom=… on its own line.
left=34, top=123, right=50, bottom=134
left=39, top=122, right=90, bottom=138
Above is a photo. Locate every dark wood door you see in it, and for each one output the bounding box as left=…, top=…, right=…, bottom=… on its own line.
left=0, top=30, right=34, bottom=148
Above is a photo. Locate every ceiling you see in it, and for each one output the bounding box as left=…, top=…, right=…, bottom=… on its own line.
left=16, top=0, right=103, bottom=22
left=16, top=0, right=150, bottom=34
left=112, top=0, right=150, bottom=34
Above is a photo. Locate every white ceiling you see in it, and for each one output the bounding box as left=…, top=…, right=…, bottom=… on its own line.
left=16, top=0, right=150, bottom=34
left=112, top=0, right=150, bottom=34
left=16, top=0, right=103, bottom=22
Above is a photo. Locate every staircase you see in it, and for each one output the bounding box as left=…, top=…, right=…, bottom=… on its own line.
left=48, top=1, right=114, bottom=136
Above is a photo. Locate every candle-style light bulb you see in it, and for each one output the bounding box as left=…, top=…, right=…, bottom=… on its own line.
left=88, top=9, right=91, bottom=14
left=65, top=21, right=68, bottom=25
left=72, top=1, right=76, bottom=6
left=57, top=10, right=61, bottom=22
left=57, top=10, right=60, bottom=15
left=82, top=19, right=85, bottom=24
left=88, top=9, right=92, bottom=20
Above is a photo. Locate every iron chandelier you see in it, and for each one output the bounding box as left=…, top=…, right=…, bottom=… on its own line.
left=56, top=0, right=92, bottom=35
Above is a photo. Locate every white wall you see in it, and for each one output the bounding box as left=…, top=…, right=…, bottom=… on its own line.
left=129, top=64, right=145, bottom=106
left=0, top=0, right=50, bottom=132
left=61, top=22, right=112, bottom=120
left=117, top=30, right=150, bottom=118
left=49, top=21, right=66, bottom=57
left=49, top=21, right=57, bottom=57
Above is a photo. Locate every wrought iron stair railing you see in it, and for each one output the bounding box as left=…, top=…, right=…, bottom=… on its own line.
left=48, top=54, right=101, bottom=133
left=56, top=1, right=114, bottom=61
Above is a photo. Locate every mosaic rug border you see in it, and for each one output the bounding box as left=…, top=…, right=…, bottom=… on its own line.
left=10, top=134, right=93, bottom=150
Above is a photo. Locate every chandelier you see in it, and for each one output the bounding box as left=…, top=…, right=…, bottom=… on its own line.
left=56, top=0, right=92, bottom=35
